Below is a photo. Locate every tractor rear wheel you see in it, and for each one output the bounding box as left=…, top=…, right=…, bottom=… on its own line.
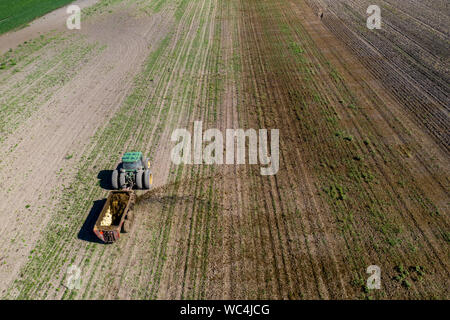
left=136, top=170, right=143, bottom=189
left=111, top=170, right=119, bottom=189
left=143, top=170, right=152, bottom=189
left=122, top=220, right=131, bottom=233
left=119, top=172, right=126, bottom=189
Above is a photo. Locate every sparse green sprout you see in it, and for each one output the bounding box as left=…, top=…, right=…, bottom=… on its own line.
left=415, top=266, right=425, bottom=277
left=326, top=184, right=346, bottom=201
left=343, top=135, right=353, bottom=141
left=361, top=171, right=374, bottom=183
left=431, top=209, right=440, bottom=217
left=443, top=231, right=450, bottom=243
left=289, top=41, right=304, bottom=54
left=403, top=280, right=411, bottom=289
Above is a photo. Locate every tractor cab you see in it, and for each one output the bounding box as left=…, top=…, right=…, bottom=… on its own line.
left=121, top=152, right=143, bottom=171
left=111, top=151, right=152, bottom=190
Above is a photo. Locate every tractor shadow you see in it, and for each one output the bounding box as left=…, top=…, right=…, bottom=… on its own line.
left=77, top=199, right=106, bottom=244
left=98, top=170, right=113, bottom=190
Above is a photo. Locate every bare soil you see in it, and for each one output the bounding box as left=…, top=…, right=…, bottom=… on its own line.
left=0, top=0, right=448, bottom=300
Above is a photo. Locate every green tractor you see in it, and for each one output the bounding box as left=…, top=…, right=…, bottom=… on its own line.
left=111, top=152, right=153, bottom=190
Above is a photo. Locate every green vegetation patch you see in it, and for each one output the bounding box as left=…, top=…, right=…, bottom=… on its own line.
left=0, top=0, right=76, bottom=35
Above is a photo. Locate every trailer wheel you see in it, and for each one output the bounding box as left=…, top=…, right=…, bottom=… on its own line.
left=126, top=211, right=134, bottom=221
left=122, top=220, right=131, bottom=233
left=136, top=171, right=143, bottom=189
left=119, top=172, right=126, bottom=189
left=111, top=170, right=119, bottom=189
left=143, top=170, right=152, bottom=189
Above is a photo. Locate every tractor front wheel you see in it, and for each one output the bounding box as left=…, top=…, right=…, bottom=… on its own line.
left=142, top=157, right=150, bottom=170
left=143, top=170, right=153, bottom=190
left=111, top=170, right=119, bottom=189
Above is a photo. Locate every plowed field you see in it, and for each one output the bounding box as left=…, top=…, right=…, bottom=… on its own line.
left=0, top=0, right=448, bottom=299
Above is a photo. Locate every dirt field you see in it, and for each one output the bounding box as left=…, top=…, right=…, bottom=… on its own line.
left=0, top=0, right=448, bottom=299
